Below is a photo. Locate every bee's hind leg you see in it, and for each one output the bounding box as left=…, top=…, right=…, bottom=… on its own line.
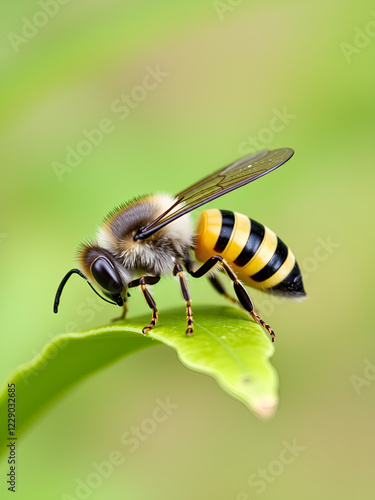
left=187, top=255, right=276, bottom=342
left=207, top=274, right=238, bottom=305
left=232, top=279, right=276, bottom=342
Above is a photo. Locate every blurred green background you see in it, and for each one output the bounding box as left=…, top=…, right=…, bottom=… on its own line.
left=1, top=0, right=374, bottom=498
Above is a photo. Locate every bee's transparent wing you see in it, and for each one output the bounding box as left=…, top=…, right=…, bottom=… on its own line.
left=135, top=148, right=294, bottom=240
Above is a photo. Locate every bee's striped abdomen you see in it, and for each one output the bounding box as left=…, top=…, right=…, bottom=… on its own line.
left=195, top=209, right=305, bottom=297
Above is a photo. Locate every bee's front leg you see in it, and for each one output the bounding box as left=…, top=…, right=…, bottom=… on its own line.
left=139, top=279, right=158, bottom=334
left=128, top=276, right=160, bottom=334
left=111, top=302, right=128, bottom=322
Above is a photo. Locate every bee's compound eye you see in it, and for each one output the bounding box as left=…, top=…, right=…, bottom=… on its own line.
left=91, top=257, right=123, bottom=294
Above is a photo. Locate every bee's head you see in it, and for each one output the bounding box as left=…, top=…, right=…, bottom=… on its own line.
left=54, top=244, right=131, bottom=313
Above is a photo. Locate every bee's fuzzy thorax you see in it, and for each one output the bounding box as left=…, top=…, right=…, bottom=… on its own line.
left=96, top=194, right=193, bottom=276
left=101, top=194, right=151, bottom=225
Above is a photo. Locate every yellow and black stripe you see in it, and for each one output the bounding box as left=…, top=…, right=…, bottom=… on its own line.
left=195, top=209, right=305, bottom=297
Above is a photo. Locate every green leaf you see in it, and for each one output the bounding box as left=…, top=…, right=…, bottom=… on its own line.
left=0, top=306, right=278, bottom=454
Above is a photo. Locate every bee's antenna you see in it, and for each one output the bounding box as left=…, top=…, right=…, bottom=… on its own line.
left=54, top=268, right=116, bottom=313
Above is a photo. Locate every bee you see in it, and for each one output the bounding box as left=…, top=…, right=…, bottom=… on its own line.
left=54, top=148, right=305, bottom=341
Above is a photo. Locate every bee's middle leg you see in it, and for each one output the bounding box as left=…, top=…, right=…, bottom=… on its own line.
left=173, top=263, right=193, bottom=336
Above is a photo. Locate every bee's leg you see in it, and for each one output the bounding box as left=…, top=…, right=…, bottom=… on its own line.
left=207, top=274, right=238, bottom=305
left=111, top=302, right=128, bottom=322
left=128, top=276, right=160, bottom=333
left=173, top=263, right=193, bottom=336
left=229, top=275, right=276, bottom=342
left=187, top=256, right=275, bottom=342
left=138, top=277, right=158, bottom=334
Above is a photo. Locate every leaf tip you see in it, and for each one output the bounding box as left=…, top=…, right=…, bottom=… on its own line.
left=252, top=396, right=278, bottom=420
